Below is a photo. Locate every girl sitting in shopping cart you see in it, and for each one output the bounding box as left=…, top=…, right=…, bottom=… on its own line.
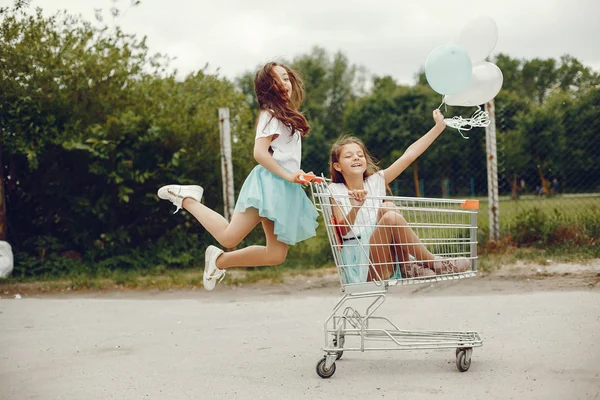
left=328, top=109, right=471, bottom=283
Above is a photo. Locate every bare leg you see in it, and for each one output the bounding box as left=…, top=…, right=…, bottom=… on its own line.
left=382, top=206, right=436, bottom=264
left=215, top=218, right=288, bottom=269
left=367, top=225, right=396, bottom=281
left=182, top=198, right=260, bottom=249
left=367, top=202, right=402, bottom=281
left=367, top=203, right=436, bottom=280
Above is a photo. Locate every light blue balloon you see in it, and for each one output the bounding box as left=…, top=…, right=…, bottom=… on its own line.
left=425, top=44, right=473, bottom=95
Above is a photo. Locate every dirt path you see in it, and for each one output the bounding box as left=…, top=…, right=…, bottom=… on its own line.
left=1, top=260, right=599, bottom=400
left=2, top=259, right=599, bottom=300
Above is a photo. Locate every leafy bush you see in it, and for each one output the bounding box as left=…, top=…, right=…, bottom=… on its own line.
left=510, top=207, right=598, bottom=247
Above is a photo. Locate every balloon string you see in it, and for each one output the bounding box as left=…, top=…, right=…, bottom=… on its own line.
left=437, top=97, right=447, bottom=112
left=443, top=107, right=491, bottom=139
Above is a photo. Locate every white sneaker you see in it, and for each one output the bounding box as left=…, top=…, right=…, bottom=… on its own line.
left=157, top=184, right=203, bottom=213
left=203, top=245, right=225, bottom=291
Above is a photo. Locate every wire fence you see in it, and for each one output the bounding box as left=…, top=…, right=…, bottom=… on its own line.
left=493, top=100, right=600, bottom=241
left=301, top=101, right=600, bottom=243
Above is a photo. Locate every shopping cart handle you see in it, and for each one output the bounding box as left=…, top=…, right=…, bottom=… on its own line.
left=294, top=172, right=324, bottom=184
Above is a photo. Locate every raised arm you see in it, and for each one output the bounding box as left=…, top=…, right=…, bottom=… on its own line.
left=382, top=109, right=446, bottom=185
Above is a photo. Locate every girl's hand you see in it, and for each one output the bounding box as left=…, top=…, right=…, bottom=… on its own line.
left=289, top=170, right=304, bottom=183
left=433, top=109, right=446, bottom=127
left=348, top=189, right=368, bottom=207
left=293, top=170, right=324, bottom=185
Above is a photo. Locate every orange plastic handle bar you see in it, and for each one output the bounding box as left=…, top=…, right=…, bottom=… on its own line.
left=460, top=199, right=480, bottom=210
left=294, top=172, right=324, bottom=185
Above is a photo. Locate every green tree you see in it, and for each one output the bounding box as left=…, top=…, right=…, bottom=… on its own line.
left=557, top=87, right=600, bottom=192
left=292, top=47, right=363, bottom=175
left=494, top=53, right=600, bottom=104
left=495, top=90, right=532, bottom=198
left=1, top=2, right=253, bottom=276
left=235, top=47, right=366, bottom=177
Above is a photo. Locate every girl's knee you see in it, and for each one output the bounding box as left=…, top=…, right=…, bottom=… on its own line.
left=377, top=202, right=396, bottom=220
left=219, top=236, right=242, bottom=249
left=379, top=210, right=406, bottom=226
left=381, top=201, right=396, bottom=210
left=265, top=248, right=288, bottom=265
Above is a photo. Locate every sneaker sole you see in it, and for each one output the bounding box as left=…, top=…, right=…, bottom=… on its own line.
left=157, top=185, right=204, bottom=202
left=203, top=246, right=223, bottom=291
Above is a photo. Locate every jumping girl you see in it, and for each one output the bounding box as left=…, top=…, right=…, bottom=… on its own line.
left=158, top=62, right=318, bottom=290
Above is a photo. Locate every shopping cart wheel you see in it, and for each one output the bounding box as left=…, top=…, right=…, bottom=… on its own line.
left=456, top=349, right=472, bottom=372
left=316, top=357, right=336, bottom=379
left=332, top=337, right=344, bottom=360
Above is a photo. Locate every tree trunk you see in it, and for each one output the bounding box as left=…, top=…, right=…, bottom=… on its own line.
left=413, top=161, right=420, bottom=197
left=0, top=140, right=7, bottom=241
left=441, top=179, right=448, bottom=198
left=510, top=174, right=518, bottom=200
left=536, top=165, right=550, bottom=195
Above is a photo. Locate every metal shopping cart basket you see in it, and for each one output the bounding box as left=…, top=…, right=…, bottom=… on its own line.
left=310, top=179, right=483, bottom=378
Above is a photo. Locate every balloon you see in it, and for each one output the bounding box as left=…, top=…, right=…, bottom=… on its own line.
left=444, top=62, right=503, bottom=107
left=425, top=44, right=472, bottom=95
left=456, top=15, right=498, bottom=64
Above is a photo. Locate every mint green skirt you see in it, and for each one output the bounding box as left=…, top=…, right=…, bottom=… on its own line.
left=234, top=165, right=318, bottom=245
left=340, top=230, right=405, bottom=284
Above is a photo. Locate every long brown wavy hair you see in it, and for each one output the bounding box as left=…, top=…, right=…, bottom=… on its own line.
left=329, top=136, right=380, bottom=184
left=254, top=62, right=310, bottom=137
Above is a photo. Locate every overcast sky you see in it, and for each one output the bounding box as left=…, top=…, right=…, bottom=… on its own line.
left=7, top=0, right=600, bottom=85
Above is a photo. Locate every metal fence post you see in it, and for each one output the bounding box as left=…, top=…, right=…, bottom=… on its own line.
left=485, top=100, right=500, bottom=241
left=218, top=108, right=234, bottom=221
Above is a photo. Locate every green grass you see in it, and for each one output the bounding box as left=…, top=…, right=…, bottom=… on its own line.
left=0, top=263, right=335, bottom=294
left=2, top=238, right=598, bottom=295
left=477, top=242, right=600, bottom=272
left=2, top=194, right=597, bottom=294
left=476, top=194, right=600, bottom=233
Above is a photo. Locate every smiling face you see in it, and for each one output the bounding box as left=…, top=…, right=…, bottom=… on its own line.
left=272, top=65, right=292, bottom=99
left=334, top=142, right=367, bottom=178
left=330, top=136, right=378, bottom=184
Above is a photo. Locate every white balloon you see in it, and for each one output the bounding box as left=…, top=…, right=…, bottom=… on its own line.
left=444, top=62, right=503, bottom=107
left=456, top=15, right=498, bottom=64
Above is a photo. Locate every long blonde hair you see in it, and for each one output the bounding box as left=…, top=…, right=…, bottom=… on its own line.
left=329, top=136, right=380, bottom=184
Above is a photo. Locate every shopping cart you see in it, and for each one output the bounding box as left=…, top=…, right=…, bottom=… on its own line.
left=310, top=179, right=483, bottom=378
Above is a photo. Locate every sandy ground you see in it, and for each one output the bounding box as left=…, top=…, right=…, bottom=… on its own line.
left=1, top=260, right=599, bottom=400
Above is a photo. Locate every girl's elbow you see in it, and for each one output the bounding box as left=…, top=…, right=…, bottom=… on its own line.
left=253, top=148, right=263, bottom=163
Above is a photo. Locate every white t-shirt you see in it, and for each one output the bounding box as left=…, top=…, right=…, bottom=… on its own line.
left=255, top=110, right=302, bottom=173
left=328, top=171, right=387, bottom=239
